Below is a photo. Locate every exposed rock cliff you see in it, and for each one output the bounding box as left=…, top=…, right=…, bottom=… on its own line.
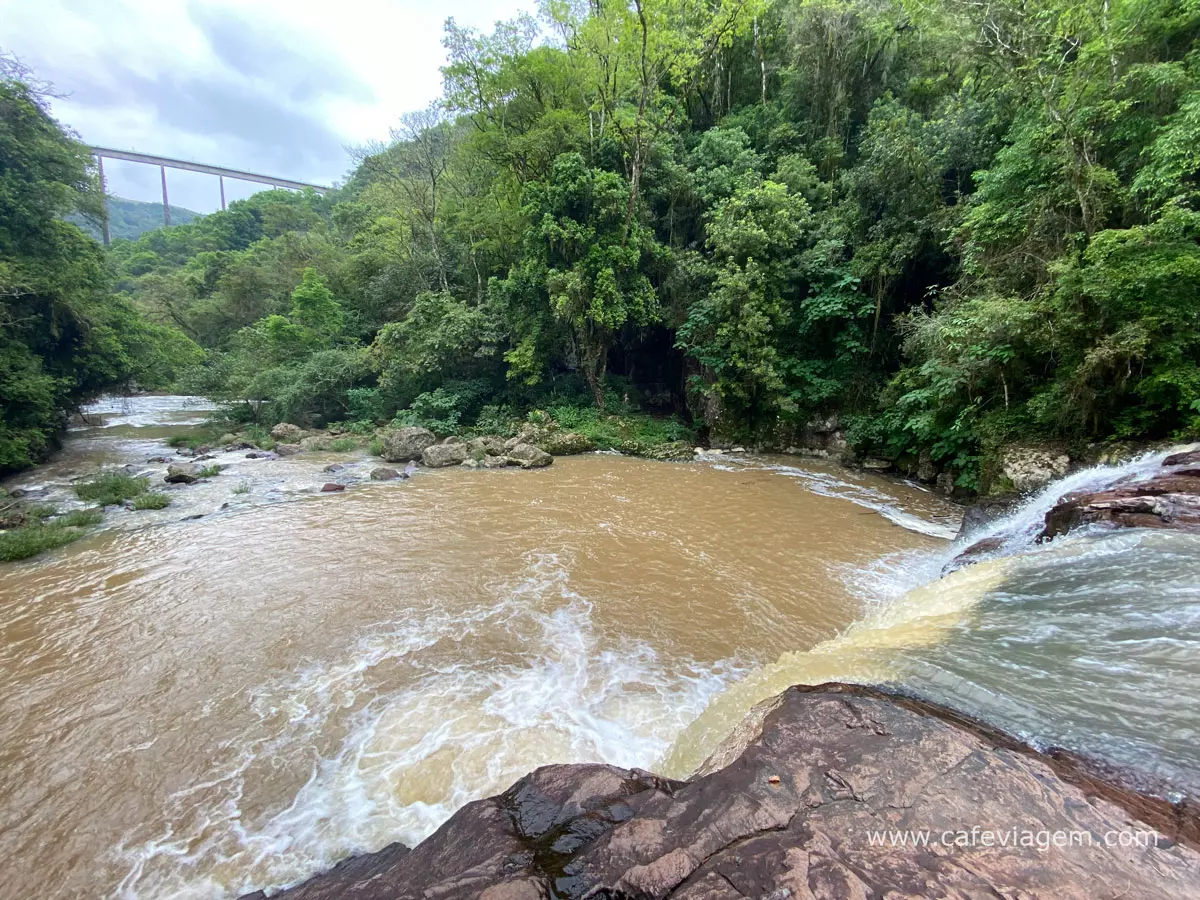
left=245, top=684, right=1199, bottom=900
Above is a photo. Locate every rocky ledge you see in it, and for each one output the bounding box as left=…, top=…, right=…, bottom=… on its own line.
left=244, top=683, right=1198, bottom=900
left=1040, top=448, right=1200, bottom=539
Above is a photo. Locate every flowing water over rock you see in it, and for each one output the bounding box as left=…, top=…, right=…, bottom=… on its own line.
left=1, top=397, right=1197, bottom=898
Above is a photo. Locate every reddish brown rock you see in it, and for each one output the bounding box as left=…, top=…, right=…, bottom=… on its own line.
left=1163, top=449, right=1200, bottom=467
left=320, top=483, right=345, bottom=493
left=247, top=684, right=1200, bottom=900
left=1040, top=472, right=1200, bottom=540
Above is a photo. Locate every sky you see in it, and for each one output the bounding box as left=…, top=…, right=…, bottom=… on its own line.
left=1, top=0, right=532, bottom=212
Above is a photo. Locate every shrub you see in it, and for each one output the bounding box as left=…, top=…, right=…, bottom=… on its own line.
left=132, top=492, right=170, bottom=510
left=75, top=474, right=149, bottom=505
left=330, top=437, right=359, bottom=452
left=471, top=405, right=518, bottom=436
left=0, top=509, right=102, bottom=561
left=368, top=437, right=384, bottom=456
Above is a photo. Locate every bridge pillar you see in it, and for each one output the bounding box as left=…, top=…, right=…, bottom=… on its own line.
left=160, top=165, right=170, bottom=226
left=219, top=175, right=226, bottom=211
left=96, top=154, right=110, bottom=247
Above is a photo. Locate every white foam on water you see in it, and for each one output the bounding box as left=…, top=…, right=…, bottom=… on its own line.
left=704, top=455, right=959, bottom=539
left=113, top=552, right=741, bottom=899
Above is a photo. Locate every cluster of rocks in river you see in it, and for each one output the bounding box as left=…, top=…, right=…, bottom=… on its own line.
left=377, top=424, right=575, bottom=470
left=245, top=683, right=1200, bottom=900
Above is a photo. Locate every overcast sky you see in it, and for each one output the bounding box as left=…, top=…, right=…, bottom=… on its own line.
left=1, top=0, right=531, bottom=212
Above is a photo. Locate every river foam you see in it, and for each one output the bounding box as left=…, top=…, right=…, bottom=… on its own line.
left=114, top=551, right=743, bottom=898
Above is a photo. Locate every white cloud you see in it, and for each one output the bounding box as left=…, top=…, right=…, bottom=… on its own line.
left=1, top=0, right=532, bottom=212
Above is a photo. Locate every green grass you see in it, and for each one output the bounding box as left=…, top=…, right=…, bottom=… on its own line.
left=232, top=483, right=251, bottom=495
left=329, top=437, right=359, bottom=452
left=75, top=474, right=149, bottom=506
left=368, top=437, right=385, bottom=457
left=544, top=404, right=694, bottom=453
left=57, top=509, right=103, bottom=527
left=26, top=503, right=58, bottom=520
left=0, top=509, right=103, bottom=562
left=197, top=465, right=221, bottom=478
left=132, top=492, right=170, bottom=510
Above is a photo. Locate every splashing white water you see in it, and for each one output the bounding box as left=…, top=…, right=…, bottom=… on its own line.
left=955, top=446, right=1194, bottom=556
left=706, top=455, right=959, bottom=539
left=114, top=552, right=742, bottom=899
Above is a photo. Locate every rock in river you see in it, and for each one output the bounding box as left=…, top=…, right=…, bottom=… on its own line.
left=421, top=443, right=468, bottom=468
left=369, top=467, right=404, bottom=481
left=270, top=423, right=303, bottom=443
left=320, top=483, right=345, bottom=493
left=467, top=435, right=507, bottom=456
left=538, top=431, right=595, bottom=455
left=1040, top=469, right=1200, bottom=540
left=164, top=463, right=201, bottom=484
left=381, top=427, right=437, bottom=463
left=248, top=683, right=1200, bottom=900
left=461, top=455, right=509, bottom=469
left=505, top=443, right=552, bottom=469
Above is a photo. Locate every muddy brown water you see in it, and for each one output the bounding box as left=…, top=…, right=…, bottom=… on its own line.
left=0, top=398, right=958, bottom=898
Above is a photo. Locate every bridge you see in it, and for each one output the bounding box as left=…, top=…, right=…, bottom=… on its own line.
left=89, top=146, right=331, bottom=245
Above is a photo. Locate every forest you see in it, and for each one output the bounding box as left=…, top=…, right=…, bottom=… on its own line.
left=4, top=0, right=1200, bottom=490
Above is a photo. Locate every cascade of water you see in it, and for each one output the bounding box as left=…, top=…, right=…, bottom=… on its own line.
left=954, top=446, right=1195, bottom=559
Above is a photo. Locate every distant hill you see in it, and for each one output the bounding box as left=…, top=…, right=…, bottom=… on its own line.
left=70, top=197, right=203, bottom=243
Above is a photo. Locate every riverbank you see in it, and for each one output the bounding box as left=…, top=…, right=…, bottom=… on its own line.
left=248, top=682, right=1200, bottom=900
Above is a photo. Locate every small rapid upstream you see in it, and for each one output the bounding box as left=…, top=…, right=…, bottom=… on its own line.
left=0, top=397, right=1196, bottom=898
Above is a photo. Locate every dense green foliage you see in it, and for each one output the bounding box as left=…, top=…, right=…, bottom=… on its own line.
left=0, top=66, right=202, bottom=474
left=13, top=0, right=1200, bottom=488
left=69, top=197, right=202, bottom=243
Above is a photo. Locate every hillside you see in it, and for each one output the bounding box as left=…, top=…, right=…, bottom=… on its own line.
left=70, top=197, right=202, bottom=242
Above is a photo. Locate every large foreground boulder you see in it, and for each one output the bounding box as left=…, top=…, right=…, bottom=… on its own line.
left=381, top=427, right=437, bottom=463
left=421, top=443, right=468, bottom=468
left=248, top=683, right=1199, bottom=900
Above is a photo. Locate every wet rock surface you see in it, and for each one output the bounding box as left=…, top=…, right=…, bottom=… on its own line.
left=164, top=463, right=201, bottom=484
left=248, top=683, right=1200, bottom=900
left=1040, top=457, right=1200, bottom=540
left=956, top=494, right=1018, bottom=540
left=369, top=467, right=403, bottom=481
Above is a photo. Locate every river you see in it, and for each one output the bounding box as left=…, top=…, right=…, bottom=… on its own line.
left=0, top=396, right=1196, bottom=899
